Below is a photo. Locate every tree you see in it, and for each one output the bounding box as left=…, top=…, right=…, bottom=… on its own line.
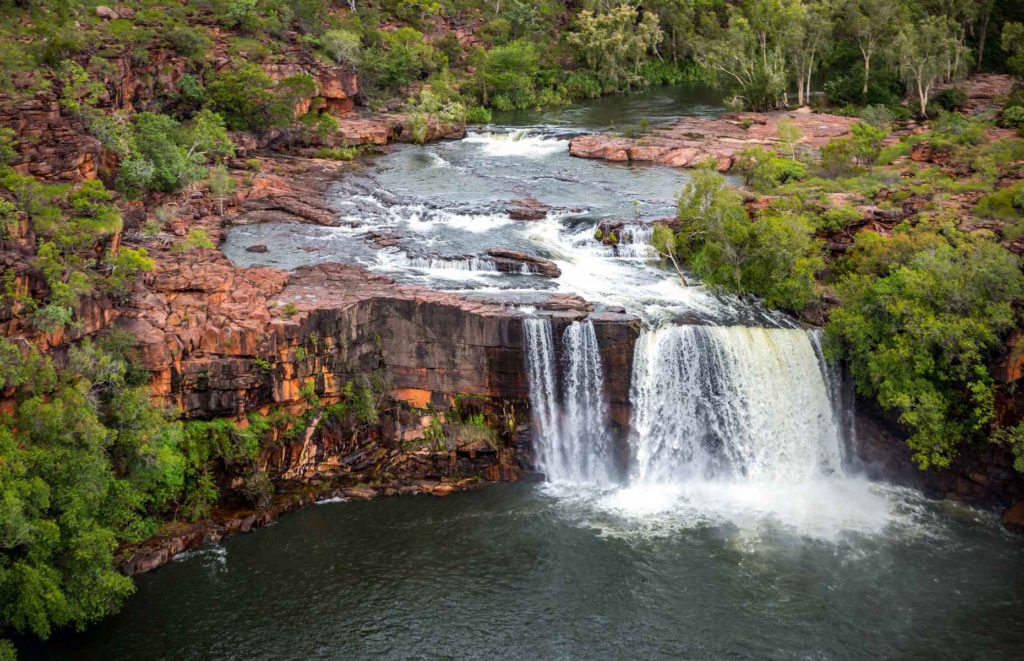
left=1003, top=21, right=1024, bottom=75
left=787, top=0, right=833, bottom=106
left=843, top=0, right=903, bottom=99
left=849, top=120, right=889, bottom=171
left=133, top=113, right=194, bottom=193
left=183, top=110, right=234, bottom=163
left=204, top=63, right=275, bottom=132
left=694, top=6, right=788, bottom=110
left=207, top=165, right=236, bottom=216
left=0, top=336, right=185, bottom=642
left=652, top=163, right=822, bottom=310
left=568, top=5, right=663, bottom=89
left=474, top=40, right=539, bottom=107
left=895, top=15, right=960, bottom=116
left=826, top=223, right=1024, bottom=469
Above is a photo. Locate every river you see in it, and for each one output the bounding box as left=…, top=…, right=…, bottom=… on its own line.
left=35, top=85, right=1024, bottom=660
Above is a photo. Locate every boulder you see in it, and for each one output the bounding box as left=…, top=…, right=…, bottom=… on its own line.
left=506, top=197, right=548, bottom=221
left=486, top=248, right=561, bottom=278
left=95, top=5, right=119, bottom=19
left=246, top=244, right=269, bottom=253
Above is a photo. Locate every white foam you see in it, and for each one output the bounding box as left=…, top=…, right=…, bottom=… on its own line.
left=464, top=129, right=568, bottom=158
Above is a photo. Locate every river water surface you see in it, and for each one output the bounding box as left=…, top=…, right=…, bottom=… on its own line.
left=35, top=86, right=1024, bottom=660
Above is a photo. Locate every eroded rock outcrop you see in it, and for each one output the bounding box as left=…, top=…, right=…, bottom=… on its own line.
left=569, top=110, right=857, bottom=171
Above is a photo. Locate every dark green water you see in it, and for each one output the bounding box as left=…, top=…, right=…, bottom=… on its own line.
left=31, top=484, right=1024, bottom=660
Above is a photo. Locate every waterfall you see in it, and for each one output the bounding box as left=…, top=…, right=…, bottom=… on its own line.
left=629, top=325, right=843, bottom=484
left=524, top=318, right=614, bottom=484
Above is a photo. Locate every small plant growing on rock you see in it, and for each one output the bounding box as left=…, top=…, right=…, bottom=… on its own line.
left=171, top=228, right=216, bottom=254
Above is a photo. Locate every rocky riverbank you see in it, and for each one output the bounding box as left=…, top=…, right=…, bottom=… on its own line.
left=569, top=108, right=857, bottom=171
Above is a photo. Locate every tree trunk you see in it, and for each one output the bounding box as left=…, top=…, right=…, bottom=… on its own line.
left=863, top=52, right=871, bottom=97
left=977, top=6, right=991, bottom=72
left=796, top=74, right=805, bottom=106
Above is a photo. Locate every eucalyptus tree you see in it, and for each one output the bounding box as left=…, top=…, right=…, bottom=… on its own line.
left=842, top=0, right=903, bottom=98
left=895, top=15, right=961, bottom=116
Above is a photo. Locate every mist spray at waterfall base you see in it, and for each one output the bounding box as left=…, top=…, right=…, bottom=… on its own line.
left=529, top=322, right=927, bottom=543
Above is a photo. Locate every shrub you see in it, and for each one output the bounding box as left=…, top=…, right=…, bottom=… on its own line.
left=820, top=137, right=858, bottom=177
left=322, top=29, right=361, bottom=66
left=932, top=88, right=967, bottom=112
left=166, top=26, right=211, bottom=61
left=204, top=63, right=275, bottom=131
left=171, top=228, right=216, bottom=254
left=654, top=164, right=823, bottom=311
left=315, top=146, right=358, bottom=161
left=1001, top=106, right=1024, bottom=130
left=133, top=112, right=195, bottom=192
left=465, top=105, right=492, bottom=124
left=974, top=182, right=1024, bottom=220
left=734, top=147, right=808, bottom=191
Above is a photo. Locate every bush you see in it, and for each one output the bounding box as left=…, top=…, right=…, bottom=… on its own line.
left=654, top=164, right=822, bottom=311
left=974, top=182, right=1024, bottom=220
left=204, top=63, right=274, bottom=131
left=133, top=112, right=194, bottom=193
left=734, top=146, right=808, bottom=191
left=465, top=105, right=492, bottom=124
left=322, top=29, right=361, bottom=66
left=932, top=88, right=967, bottom=112
left=820, top=137, right=858, bottom=178
left=1002, top=106, right=1024, bottom=130
left=315, top=146, right=358, bottom=161
left=166, top=26, right=211, bottom=61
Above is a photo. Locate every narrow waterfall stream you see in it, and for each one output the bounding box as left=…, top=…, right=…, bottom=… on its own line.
left=525, top=318, right=613, bottom=485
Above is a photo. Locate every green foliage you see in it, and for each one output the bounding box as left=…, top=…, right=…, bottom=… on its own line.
left=205, top=63, right=274, bottom=132
left=322, top=29, right=361, bottom=66
left=820, top=137, right=859, bottom=178
left=103, top=248, right=154, bottom=300
left=474, top=40, right=539, bottom=108
left=568, top=5, right=663, bottom=90
left=734, top=146, right=808, bottom=192
left=361, top=28, right=445, bottom=94
left=0, top=334, right=183, bottom=640
left=315, top=146, right=358, bottom=161
left=1001, top=106, right=1024, bottom=130
left=974, top=182, right=1024, bottom=221
left=171, top=228, right=216, bottom=255
left=465, top=105, right=492, bottom=124
left=826, top=224, right=1024, bottom=469
left=932, top=88, right=967, bottom=113
left=133, top=113, right=193, bottom=193
left=655, top=164, right=822, bottom=311
left=1001, top=21, right=1024, bottom=75
left=849, top=121, right=890, bottom=171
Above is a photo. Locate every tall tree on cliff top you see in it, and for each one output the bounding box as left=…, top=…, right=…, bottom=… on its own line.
left=843, top=0, right=903, bottom=98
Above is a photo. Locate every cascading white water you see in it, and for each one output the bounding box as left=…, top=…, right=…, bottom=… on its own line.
left=559, top=320, right=613, bottom=484
left=379, top=251, right=499, bottom=272
left=524, top=318, right=613, bottom=485
left=524, top=318, right=560, bottom=473
left=629, top=325, right=843, bottom=484
left=616, top=225, right=656, bottom=259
